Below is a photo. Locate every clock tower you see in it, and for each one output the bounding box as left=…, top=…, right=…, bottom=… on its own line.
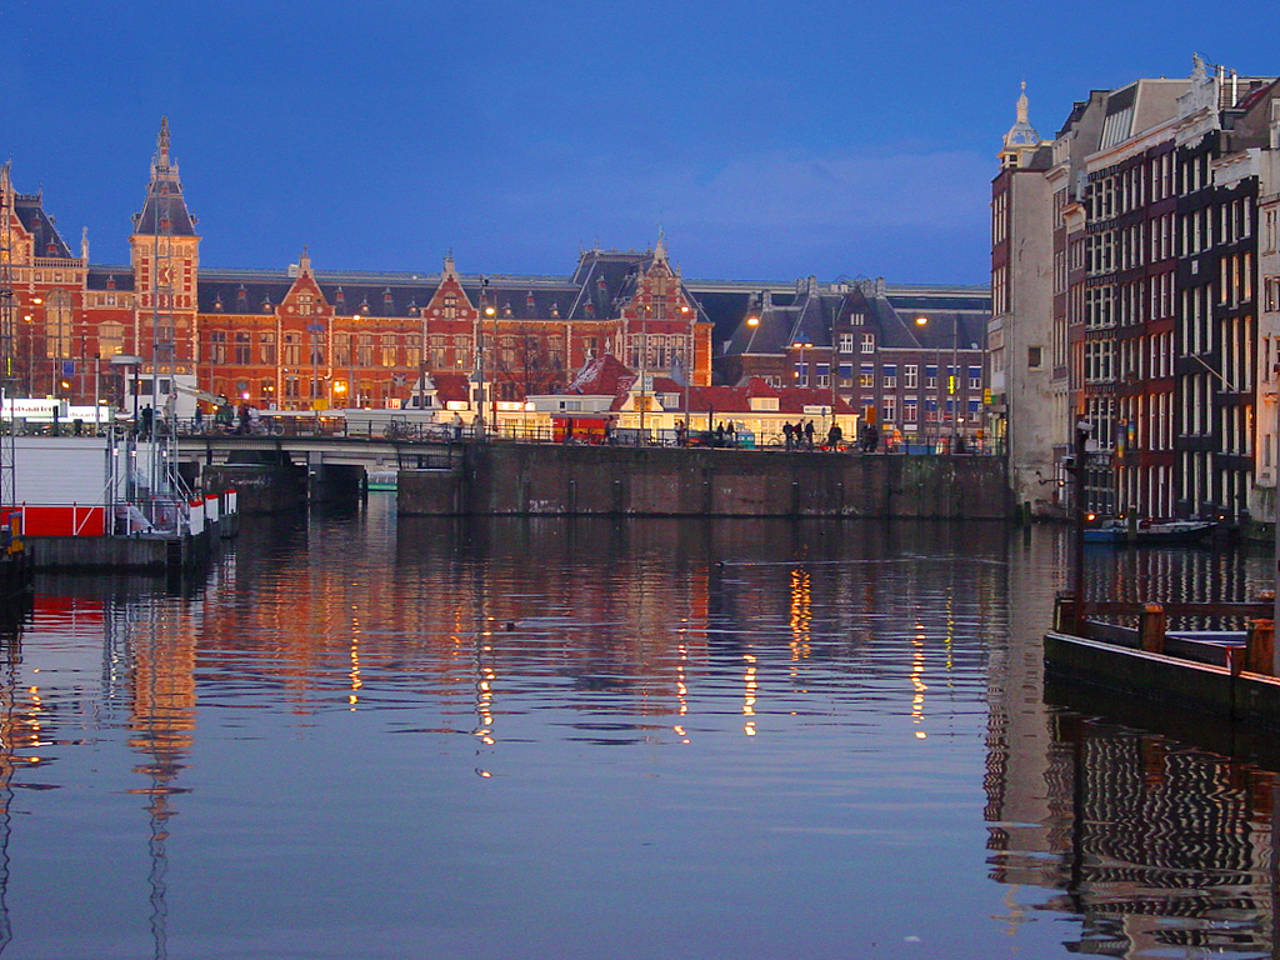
left=129, top=117, right=201, bottom=401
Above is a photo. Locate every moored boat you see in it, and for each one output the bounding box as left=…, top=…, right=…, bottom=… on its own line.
left=1082, top=516, right=1216, bottom=545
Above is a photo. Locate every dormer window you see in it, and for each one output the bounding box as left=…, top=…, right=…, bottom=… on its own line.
left=550, top=302, right=560, bottom=318
left=526, top=292, right=536, bottom=312
left=503, top=303, right=513, bottom=317
left=214, top=295, right=224, bottom=312
left=335, top=287, right=345, bottom=303
left=383, top=288, right=393, bottom=305
left=585, top=302, right=595, bottom=317
left=360, top=298, right=370, bottom=315
left=106, top=275, right=116, bottom=290
left=262, top=298, right=272, bottom=313
left=236, top=285, right=248, bottom=305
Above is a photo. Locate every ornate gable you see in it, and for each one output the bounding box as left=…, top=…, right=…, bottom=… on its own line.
left=280, top=249, right=332, bottom=319
left=423, top=254, right=477, bottom=321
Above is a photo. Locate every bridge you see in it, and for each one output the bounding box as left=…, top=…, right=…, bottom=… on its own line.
left=172, top=433, right=1011, bottom=520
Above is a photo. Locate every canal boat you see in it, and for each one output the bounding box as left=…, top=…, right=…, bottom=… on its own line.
left=1082, top=516, right=1216, bottom=545
left=367, top=469, right=398, bottom=492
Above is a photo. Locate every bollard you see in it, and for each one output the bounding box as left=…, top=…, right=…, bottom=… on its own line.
left=1246, top=619, right=1275, bottom=675
left=1139, top=603, right=1166, bottom=653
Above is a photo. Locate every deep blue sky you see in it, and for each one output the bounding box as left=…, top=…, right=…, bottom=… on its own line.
left=5, top=0, right=1278, bottom=285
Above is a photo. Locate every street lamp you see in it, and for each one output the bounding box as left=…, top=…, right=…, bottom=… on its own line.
left=639, top=305, right=651, bottom=444
left=307, top=322, right=324, bottom=410
left=791, top=340, right=812, bottom=386
left=682, top=303, right=696, bottom=437
left=476, top=297, right=495, bottom=439
left=915, top=315, right=960, bottom=450
left=349, top=314, right=359, bottom=408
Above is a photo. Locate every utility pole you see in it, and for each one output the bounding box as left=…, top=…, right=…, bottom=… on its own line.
left=0, top=165, right=15, bottom=510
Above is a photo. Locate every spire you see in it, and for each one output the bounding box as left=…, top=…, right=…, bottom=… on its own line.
left=654, top=225, right=667, bottom=264
left=299, top=245, right=311, bottom=274
left=1001, top=81, right=1041, bottom=152
left=81, top=226, right=89, bottom=262
left=157, top=116, right=171, bottom=171
left=134, top=117, right=197, bottom=237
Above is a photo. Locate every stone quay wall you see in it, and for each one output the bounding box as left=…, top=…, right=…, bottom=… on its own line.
left=399, top=444, right=1010, bottom=519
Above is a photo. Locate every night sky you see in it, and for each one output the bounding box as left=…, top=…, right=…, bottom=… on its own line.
left=6, top=0, right=1277, bottom=284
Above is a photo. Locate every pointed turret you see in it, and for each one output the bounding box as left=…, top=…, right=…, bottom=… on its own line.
left=999, top=82, right=1044, bottom=169
left=133, top=116, right=198, bottom=236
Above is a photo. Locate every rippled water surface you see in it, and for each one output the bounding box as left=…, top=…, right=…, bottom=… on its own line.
left=3, top=500, right=1279, bottom=959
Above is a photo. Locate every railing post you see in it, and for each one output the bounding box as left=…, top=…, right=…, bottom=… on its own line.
left=1247, top=619, right=1275, bottom=675
left=1139, top=602, right=1165, bottom=654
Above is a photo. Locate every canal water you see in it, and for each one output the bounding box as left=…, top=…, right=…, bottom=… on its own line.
left=3, top=499, right=1278, bottom=959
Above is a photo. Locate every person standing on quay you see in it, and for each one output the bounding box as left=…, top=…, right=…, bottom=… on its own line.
left=804, top=419, right=815, bottom=451
left=783, top=421, right=794, bottom=450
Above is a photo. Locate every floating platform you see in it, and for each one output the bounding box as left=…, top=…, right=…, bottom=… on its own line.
left=1044, top=596, right=1280, bottom=730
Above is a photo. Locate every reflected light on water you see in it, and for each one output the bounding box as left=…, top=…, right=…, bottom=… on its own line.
left=3, top=510, right=1279, bottom=959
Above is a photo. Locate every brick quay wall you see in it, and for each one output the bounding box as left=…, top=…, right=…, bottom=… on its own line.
left=399, top=444, right=1011, bottom=519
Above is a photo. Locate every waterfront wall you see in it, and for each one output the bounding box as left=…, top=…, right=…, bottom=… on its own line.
left=399, top=444, right=1010, bottom=518
left=26, top=530, right=212, bottom=571
left=205, top=464, right=307, bottom=513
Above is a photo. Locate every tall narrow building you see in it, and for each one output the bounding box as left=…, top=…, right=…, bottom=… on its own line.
left=989, top=83, right=1054, bottom=510
left=129, top=117, right=201, bottom=409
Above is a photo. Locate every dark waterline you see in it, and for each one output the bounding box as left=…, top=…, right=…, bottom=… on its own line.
left=2, top=502, right=1277, bottom=959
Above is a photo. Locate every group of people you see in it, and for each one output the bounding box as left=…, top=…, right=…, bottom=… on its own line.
left=783, top=419, right=822, bottom=451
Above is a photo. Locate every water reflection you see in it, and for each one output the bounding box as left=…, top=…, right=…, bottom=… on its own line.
left=0, top=508, right=1277, bottom=957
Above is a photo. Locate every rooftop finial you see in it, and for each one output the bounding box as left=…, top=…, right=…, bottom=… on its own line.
left=157, top=116, right=171, bottom=168
left=1016, top=80, right=1029, bottom=123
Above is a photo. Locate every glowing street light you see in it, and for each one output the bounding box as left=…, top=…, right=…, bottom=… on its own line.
left=792, top=340, right=813, bottom=386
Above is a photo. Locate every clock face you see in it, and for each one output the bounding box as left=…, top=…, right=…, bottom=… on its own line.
left=158, top=265, right=172, bottom=285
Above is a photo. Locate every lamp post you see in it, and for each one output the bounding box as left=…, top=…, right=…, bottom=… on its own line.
left=791, top=340, right=812, bottom=386
left=349, top=314, right=359, bottom=409
left=950, top=316, right=961, bottom=449
left=480, top=302, right=495, bottom=439
left=307, top=322, right=324, bottom=410
left=914, top=315, right=959, bottom=449
left=639, top=305, right=650, bottom=444
left=682, top=303, right=695, bottom=437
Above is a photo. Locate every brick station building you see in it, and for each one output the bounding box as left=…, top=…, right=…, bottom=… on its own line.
left=2, top=118, right=989, bottom=437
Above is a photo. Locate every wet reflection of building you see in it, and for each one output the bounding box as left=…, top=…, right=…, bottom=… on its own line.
left=1084, top=542, right=1272, bottom=610
left=1044, top=719, right=1276, bottom=957
left=984, top=525, right=1065, bottom=909
left=986, top=528, right=1279, bottom=956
